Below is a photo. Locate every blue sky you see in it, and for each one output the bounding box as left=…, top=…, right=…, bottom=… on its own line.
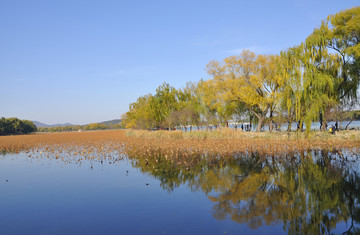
left=1, top=0, right=359, bottom=125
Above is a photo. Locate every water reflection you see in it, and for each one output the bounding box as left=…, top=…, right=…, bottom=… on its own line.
left=2, top=146, right=359, bottom=234
left=127, top=150, right=360, bottom=234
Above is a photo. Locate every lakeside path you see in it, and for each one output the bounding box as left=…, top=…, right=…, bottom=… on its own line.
left=1, top=129, right=359, bottom=157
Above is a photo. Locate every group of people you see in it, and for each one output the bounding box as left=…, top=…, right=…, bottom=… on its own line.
left=296, top=121, right=339, bottom=134
left=328, top=121, right=339, bottom=135
left=234, top=124, right=252, bottom=131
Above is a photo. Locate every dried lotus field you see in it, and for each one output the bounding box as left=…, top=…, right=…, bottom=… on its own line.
left=1, top=129, right=359, bottom=160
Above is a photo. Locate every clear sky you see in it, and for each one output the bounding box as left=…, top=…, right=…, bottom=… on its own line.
left=1, top=0, right=359, bottom=125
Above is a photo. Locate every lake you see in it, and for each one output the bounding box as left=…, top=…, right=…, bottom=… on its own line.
left=0, top=147, right=359, bottom=234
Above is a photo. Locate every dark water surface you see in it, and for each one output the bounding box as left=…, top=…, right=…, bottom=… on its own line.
left=0, top=149, right=359, bottom=234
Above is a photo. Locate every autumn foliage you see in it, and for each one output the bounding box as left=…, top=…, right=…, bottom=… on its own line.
left=122, top=7, right=360, bottom=133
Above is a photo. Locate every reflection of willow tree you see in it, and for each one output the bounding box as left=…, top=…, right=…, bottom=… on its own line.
left=128, top=149, right=213, bottom=192
left=341, top=168, right=360, bottom=234
left=283, top=152, right=346, bottom=234
left=127, top=149, right=360, bottom=234
left=207, top=152, right=360, bottom=234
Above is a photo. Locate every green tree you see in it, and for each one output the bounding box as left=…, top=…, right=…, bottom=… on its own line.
left=0, top=117, right=37, bottom=135
left=176, top=82, right=202, bottom=130
left=122, top=82, right=182, bottom=130
left=122, top=94, right=157, bottom=129
left=154, top=82, right=180, bottom=130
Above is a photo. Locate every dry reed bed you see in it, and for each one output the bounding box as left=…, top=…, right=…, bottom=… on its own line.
left=0, top=130, right=128, bottom=166
left=124, top=129, right=360, bottom=159
left=125, top=136, right=359, bottom=159
left=0, top=130, right=126, bottom=153
left=0, top=130, right=359, bottom=161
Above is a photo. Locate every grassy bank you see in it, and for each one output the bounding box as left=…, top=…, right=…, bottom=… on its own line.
left=125, top=129, right=360, bottom=141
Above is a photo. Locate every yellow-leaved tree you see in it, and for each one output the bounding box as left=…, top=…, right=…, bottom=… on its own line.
left=206, top=50, right=284, bottom=132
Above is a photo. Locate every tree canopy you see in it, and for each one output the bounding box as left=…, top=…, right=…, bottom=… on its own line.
left=122, top=7, right=360, bottom=133
left=0, top=117, right=37, bottom=135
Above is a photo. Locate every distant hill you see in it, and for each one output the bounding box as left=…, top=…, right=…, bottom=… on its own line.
left=32, top=119, right=122, bottom=128
left=98, top=119, right=122, bottom=126
left=32, top=121, right=75, bottom=128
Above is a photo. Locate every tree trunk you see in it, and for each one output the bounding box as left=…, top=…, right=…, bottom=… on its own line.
left=319, top=110, right=323, bottom=131
left=321, top=120, right=327, bottom=132
left=268, top=109, right=273, bottom=132
left=345, top=119, right=354, bottom=130
left=256, top=116, right=265, bottom=132
left=248, top=105, right=270, bottom=133
left=319, top=111, right=327, bottom=132
left=287, top=122, right=291, bottom=132
left=301, top=122, right=304, bottom=132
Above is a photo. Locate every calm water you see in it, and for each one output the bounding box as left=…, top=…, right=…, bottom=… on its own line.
left=0, top=149, right=359, bottom=234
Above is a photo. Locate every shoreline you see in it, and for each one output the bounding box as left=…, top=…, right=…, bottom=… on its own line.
left=0, top=129, right=359, bottom=156
left=125, top=128, right=360, bottom=141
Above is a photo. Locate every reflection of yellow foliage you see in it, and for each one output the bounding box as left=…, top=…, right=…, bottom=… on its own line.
left=205, top=156, right=352, bottom=233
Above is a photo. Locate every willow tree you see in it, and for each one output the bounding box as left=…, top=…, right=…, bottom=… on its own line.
left=280, top=43, right=336, bottom=133
left=206, top=50, right=284, bottom=132
left=278, top=7, right=359, bottom=133
left=303, top=7, right=360, bottom=130
left=278, top=50, right=299, bottom=131
left=327, top=6, right=360, bottom=101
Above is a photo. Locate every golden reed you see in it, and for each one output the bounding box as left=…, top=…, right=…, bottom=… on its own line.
left=0, top=130, right=359, bottom=160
